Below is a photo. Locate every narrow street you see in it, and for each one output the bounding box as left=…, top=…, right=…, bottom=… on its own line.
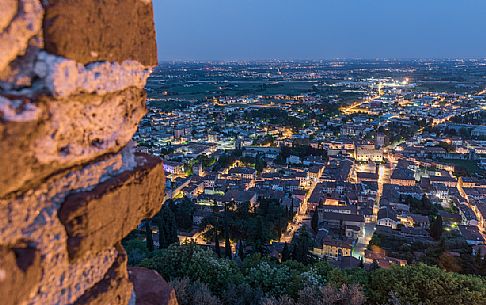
left=281, top=181, right=318, bottom=243
left=354, top=161, right=392, bottom=258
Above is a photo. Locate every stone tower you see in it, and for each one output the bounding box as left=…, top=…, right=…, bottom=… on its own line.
left=0, top=0, right=166, bottom=304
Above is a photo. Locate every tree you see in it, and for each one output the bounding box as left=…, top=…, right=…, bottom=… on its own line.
left=134, top=244, right=486, bottom=305
left=289, top=200, right=295, bottom=220
left=237, top=241, right=245, bottom=261
left=222, top=282, right=264, bottom=305
left=255, top=156, right=267, bottom=173
left=175, top=197, right=195, bottom=231
left=123, top=238, right=149, bottom=265
left=276, top=221, right=283, bottom=242
left=281, top=242, right=291, bottom=262
left=214, top=229, right=221, bottom=258
left=225, top=228, right=232, bottom=259
left=169, top=278, right=222, bottom=305
left=368, top=263, right=486, bottom=305
left=438, top=252, right=462, bottom=273
left=201, top=197, right=289, bottom=257
left=481, top=253, right=486, bottom=276
left=156, top=204, right=179, bottom=249
left=252, top=216, right=267, bottom=254
left=291, top=227, right=315, bottom=264
left=311, top=210, right=319, bottom=233
left=224, top=202, right=232, bottom=259
left=246, top=261, right=297, bottom=297
left=139, top=243, right=244, bottom=295
left=297, top=284, right=365, bottom=305
left=430, top=215, right=443, bottom=240
left=144, top=220, right=154, bottom=252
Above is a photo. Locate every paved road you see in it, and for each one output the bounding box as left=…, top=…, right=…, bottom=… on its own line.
left=281, top=181, right=318, bottom=243
left=353, top=161, right=392, bottom=258
left=354, top=222, right=376, bottom=259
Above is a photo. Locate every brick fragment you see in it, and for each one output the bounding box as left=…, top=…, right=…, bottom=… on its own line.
left=43, top=0, right=157, bottom=66
left=59, top=153, right=165, bottom=261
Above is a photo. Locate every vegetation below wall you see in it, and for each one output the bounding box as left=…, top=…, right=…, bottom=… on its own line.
left=126, top=243, right=486, bottom=305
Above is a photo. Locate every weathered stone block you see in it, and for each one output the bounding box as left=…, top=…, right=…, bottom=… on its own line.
left=73, top=244, right=133, bottom=305
left=2, top=0, right=160, bottom=303
left=59, top=153, right=165, bottom=261
left=34, top=52, right=152, bottom=97
left=0, top=0, right=18, bottom=32
left=0, top=35, right=42, bottom=90
left=0, top=147, right=137, bottom=305
left=0, top=0, right=43, bottom=72
left=43, top=0, right=157, bottom=66
left=0, top=243, right=41, bottom=305
left=128, top=267, right=179, bottom=305
left=0, top=88, right=146, bottom=197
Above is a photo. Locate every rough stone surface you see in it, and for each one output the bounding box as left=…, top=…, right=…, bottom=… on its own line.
left=34, top=52, right=152, bottom=97
left=0, top=146, right=137, bottom=245
left=59, top=153, right=165, bottom=260
left=0, top=35, right=42, bottom=90
left=128, top=267, right=179, bottom=305
left=0, top=88, right=146, bottom=197
left=0, top=0, right=18, bottom=36
left=73, top=244, right=133, bottom=305
left=43, top=0, right=157, bottom=66
left=1, top=0, right=163, bottom=304
left=0, top=0, right=43, bottom=72
left=0, top=243, right=41, bottom=305
left=0, top=147, right=136, bottom=305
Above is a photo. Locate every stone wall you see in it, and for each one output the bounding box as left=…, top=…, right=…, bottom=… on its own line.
left=0, top=1, right=166, bottom=304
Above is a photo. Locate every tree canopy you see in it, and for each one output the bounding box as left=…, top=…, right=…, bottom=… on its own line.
left=133, top=243, right=486, bottom=305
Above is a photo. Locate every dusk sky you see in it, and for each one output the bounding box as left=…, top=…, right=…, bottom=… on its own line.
left=153, top=0, right=486, bottom=61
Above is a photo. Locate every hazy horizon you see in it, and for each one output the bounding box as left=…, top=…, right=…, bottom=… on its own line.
left=156, top=58, right=486, bottom=63
left=153, top=0, right=486, bottom=61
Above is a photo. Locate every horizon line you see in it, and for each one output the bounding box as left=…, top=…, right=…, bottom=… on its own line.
left=157, top=57, right=486, bottom=63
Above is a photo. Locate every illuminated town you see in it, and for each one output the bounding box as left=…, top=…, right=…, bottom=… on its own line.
left=133, top=59, right=486, bottom=269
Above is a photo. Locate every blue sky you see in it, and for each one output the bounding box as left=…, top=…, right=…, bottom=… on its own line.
left=153, top=0, right=486, bottom=61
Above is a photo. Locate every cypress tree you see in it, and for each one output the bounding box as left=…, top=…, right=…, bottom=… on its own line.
left=237, top=240, right=245, bottom=260
left=166, top=206, right=179, bottom=245
left=311, top=209, right=319, bottom=233
left=224, top=229, right=232, bottom=259
left=430, top=215, right=443, bottom=241
left=224, top=201, right=232, bottom=259
left=289, top=199, right=294, bottom=220
left=291, top=227, right=314, bottom=263
left=339, top=219, right=345, bottom=238
left=277, top=223, right=282, bottom=242
left=144, top=220, right=154, bottom=252
left=480, top=253, right=486, bottom=275
left=157, top=205, right=179, bottom=249
left=156, top=212, right=167, bottom=249
left=214, top=229, right=221, bottom=258
left=281, top=242, right=291, bottom=262
left=157, top=219, right=168, bottom=249
left=254, top=216, right=265, bottom=254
